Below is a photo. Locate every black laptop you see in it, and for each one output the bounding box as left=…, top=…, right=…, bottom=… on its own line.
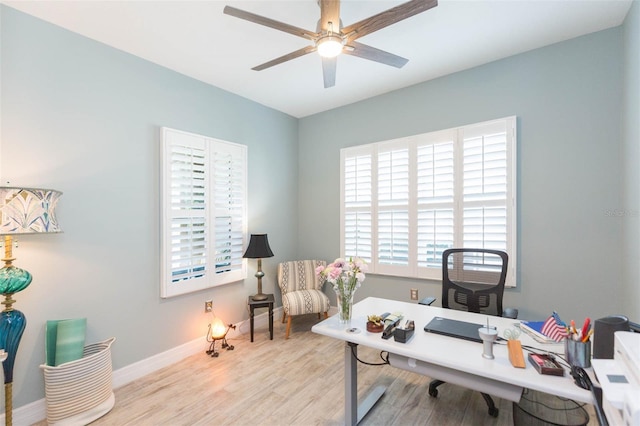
left=423, top=316, right=485, bottom=343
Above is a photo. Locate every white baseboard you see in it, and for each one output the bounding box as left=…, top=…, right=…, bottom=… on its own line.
left=5, top=308, right=280, bottom=426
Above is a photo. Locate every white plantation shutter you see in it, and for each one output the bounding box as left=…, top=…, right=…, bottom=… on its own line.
left=418, top=209, right=454, bottom=269
left=461, top=121, right=510, bottom=253
left=378, top=210, right=409, bottom=265
left=417, top=133, right=455, bottom=271
left=342, top=148, right=373, bottom=262
left=167, top=139, right=208, bottom=285
left=463, top=207, right=508, bottom=248
left=377, top=144, right=410, bottom=274
left=161, top=128, right=247, bottom=297
left=344, top=153, right=372, bottom=207
left=344, top=211, right=372, bottom=261
left=211, top=143, right=246, bottom=283
left=340, top=117, right=517, bottom=286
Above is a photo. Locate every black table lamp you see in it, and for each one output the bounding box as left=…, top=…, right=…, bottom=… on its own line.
left=243, top=234, right=274, bottom=301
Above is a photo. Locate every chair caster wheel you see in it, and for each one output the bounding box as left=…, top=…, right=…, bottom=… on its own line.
left=488, top=407, right=499, bottom=417
left=428, top=388, right=438, bottom=398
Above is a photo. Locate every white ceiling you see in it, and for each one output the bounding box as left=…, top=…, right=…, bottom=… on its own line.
left=3, top=0, right=633, bottom=118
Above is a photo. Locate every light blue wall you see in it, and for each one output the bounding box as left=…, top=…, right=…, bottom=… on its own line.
left=1, top=2, right=637, bottom=413
left=622, top=0, right=640, bottom=322
left=0, top=6, right=298, bottom=408
left=299, top=27, right=626, bottom=323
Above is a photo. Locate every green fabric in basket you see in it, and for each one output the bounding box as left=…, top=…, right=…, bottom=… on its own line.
left=46, top=318, right=87, bottom=366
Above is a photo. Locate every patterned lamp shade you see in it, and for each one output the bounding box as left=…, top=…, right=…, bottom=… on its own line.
left=0, top=187, right=63, bottom=295
left=0, top=187, right=63, bottom=235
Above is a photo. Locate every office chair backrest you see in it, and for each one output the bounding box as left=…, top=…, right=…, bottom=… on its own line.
left=442, top=248, right=508, bottom=317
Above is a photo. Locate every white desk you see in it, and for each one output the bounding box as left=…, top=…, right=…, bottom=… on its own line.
left=312, top=297, right=593, bottom=425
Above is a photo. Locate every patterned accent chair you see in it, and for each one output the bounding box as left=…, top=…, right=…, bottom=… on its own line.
left=277, top=260, right=330, bottom=339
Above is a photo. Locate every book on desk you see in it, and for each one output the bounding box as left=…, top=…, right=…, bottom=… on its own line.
left=519, top=321, right=557, bottom=344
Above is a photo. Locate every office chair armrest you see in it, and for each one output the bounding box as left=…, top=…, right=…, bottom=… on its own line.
left=419, top=296, right=436, bottom=306
left=503, top=307, right=519, bottom=319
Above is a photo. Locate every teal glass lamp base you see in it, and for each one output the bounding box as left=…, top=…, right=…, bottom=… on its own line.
left=0, top=308, right=26, bottom=426
left=0, top=260, right=32, bottom=426
left=0, top=266, right=32, bottom=297
left=0, top=309, right=26, bottom=383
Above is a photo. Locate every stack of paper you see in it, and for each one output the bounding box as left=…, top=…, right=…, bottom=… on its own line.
left=519, top=321, right=557, bottom=344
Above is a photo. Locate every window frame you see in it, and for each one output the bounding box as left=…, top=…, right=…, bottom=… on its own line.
left=161, top=127, right=248, bottom=298
left=340, top=117, right=517, bottom=287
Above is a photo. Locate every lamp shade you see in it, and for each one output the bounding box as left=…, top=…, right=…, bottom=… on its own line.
left=0, top=187, right=63, bottom=235
left=242, top=234, right=274, bottom=259
left=210, top=317, right=227, bottom=340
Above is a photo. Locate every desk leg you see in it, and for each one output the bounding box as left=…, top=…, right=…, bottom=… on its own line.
left=250, top=307, right=255, bottom=343
left=346, top=343, right=357, bottom=425
left=345, top=342, right=386, bottom=426
left=269, top=305, right=273, bottom=340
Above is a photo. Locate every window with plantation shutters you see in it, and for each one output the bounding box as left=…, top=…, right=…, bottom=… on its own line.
left=161, top=127, right=247, bottom=298
left=340, top=117, right=517, bottom=287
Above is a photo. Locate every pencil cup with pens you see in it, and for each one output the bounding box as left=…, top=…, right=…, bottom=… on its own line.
left=564, top=317, right=592, bottom=368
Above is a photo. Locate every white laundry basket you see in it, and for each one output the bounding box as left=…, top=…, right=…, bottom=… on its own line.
left=40, top=337, right=116, bottom=425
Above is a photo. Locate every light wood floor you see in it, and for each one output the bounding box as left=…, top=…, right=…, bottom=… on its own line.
left=36, top=315, right=597, bottom=425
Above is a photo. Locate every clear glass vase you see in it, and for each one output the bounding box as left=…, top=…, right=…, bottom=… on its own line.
left=334, top=284, right=356, bottom=325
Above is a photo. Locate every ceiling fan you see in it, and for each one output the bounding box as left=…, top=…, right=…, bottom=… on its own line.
left=223, top=0, right=438, bottom=88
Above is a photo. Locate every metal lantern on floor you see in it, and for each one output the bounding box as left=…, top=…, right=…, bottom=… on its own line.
left=206, top=313, right=235, bottom=357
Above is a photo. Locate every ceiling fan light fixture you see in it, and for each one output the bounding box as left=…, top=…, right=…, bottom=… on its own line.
left=224, top=0, right=439, bottom=87
left=316, top=35, right=344, bottom=58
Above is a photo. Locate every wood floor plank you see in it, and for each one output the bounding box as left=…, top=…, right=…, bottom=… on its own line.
left=32, top=314, right=599, bottom=425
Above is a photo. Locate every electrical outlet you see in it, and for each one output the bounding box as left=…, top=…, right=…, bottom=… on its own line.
left=410, top=288, right=418, bottom=301
left=204, top=300, right=213, bottom=313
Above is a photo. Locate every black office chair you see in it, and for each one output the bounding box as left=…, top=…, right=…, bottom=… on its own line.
left=429, top=248, right=509, bottom=417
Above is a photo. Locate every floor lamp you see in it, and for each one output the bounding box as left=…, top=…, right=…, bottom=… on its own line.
left=0, top=187, right=62, bottom=426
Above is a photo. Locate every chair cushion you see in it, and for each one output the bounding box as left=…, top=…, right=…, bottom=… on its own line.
left=282, top=289, right=330, bottom=316
left=278, top=260, right=326, bottom=293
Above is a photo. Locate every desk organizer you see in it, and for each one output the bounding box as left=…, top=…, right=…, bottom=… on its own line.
left=528, top=353, right=564, bottom=376
left=394, top=320, right=415, bottom=343
left=565, top=339, right=591, bottom=368
left=41, top=337, right=116, bottom=425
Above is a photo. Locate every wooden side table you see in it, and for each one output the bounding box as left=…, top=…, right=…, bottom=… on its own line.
left=247, top=294, right=274, bottom=342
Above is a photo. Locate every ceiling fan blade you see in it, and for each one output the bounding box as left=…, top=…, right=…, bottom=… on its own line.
left=320, top=0, right=341, bottom=32
left=343, top=41, right=408, bottom=68
left=341, top=0, right=437, bottom=41
left=252, top=45, right=317, bottom=71
left=224, top=6, right=318, bottom=40
left=322, top=57, right=337, bottom=88
left=322, top=56, right=338, bottom=89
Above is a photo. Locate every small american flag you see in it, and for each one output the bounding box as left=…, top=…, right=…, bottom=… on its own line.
left=541, top=312, right=568, bottom=342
